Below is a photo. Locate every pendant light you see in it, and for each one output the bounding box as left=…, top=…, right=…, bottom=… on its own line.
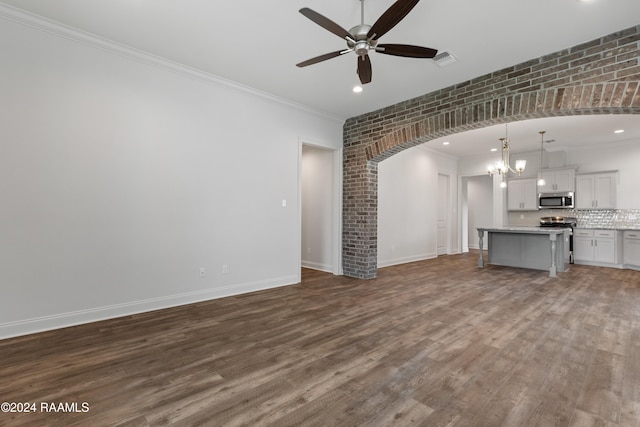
left=537, top=131, right=546, bottom=187
left=487, top=124, right=527, bottom=188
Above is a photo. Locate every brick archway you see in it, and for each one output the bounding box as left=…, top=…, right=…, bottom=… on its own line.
left=342, top=25, right=640, bottom=279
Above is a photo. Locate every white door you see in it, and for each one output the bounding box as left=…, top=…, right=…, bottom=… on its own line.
left=437, top=174, right=449, bottom=256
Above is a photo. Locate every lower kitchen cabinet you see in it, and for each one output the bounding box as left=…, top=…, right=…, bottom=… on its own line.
left=573, top=229, right=622, bottom=267
left=623, top=230, right=640, bottom=270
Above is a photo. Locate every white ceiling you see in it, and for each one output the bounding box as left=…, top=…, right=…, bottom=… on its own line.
left=423, top=115, right=640, bottom=158
left=1, top=0, right=639, bottom=156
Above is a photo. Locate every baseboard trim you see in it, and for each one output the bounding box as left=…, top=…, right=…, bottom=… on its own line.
left=378, top=253, right=436, bottom=268
left=301, top=260, right=333, bottom=273
left=573, top=260, right=624, bottom=269
left=0, top=275, right=298, bottom=340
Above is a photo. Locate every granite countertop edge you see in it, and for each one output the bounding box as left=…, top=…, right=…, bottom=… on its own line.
left=574, top=227, right=640, bottom=231
left=477, top=226, right=569, bottom=234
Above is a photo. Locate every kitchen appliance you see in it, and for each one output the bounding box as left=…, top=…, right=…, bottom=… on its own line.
left=538, top=191, right=574, bottom=209
left=540, top=216, right=577, bottom=264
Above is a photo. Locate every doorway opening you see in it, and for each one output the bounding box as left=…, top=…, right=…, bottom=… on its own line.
left=461, top=174, right=494, bottom=252
left=300, top=143, right=342, bottom=278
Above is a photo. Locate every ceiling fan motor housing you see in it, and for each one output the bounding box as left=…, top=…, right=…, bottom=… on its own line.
left=348, top=24, right=376, bottom=56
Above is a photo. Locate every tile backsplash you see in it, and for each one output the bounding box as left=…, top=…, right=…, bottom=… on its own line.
left=508, top=209, right=640, bottom=229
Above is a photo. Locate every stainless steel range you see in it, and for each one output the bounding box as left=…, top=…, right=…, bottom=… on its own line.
left=539, top=216, right=577, bottom=263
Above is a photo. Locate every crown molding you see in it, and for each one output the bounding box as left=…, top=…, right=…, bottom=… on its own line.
left=417, top=143, right=459, bottom=161
left=0, top=3, right=345, bottom=124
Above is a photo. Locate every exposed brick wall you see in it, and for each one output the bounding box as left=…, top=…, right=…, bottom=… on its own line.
left=343, top=25, right=640, bottom=279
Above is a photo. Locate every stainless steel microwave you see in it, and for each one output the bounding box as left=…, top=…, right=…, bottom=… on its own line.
left=538, top=192, right=574, bottom=209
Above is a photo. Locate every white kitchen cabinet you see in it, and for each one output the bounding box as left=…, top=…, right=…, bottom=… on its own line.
left=507, top=178, right=537, bottom=211
left=573, top=229, right=621, bottom=266
left=623, top=231, right=640, bottom=270
left=538, top=168, right=575, bottom=192
left=574, top=234, right=595, bottom=262
left=575, top=172, right=617, bottom=209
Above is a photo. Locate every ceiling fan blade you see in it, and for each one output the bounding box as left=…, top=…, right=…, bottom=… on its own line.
left=357, top=55, right=372, bottom=84
left=376, top=44, right=437, bottom=58
left=299, top=8, right=352, bottom=41
left=296, top=50, right=347, bottom=68
left=367, top=0, right=420, bottom=40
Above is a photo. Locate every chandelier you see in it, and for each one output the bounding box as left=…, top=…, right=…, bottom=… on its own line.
left=487, top=124, right=526, bottom=187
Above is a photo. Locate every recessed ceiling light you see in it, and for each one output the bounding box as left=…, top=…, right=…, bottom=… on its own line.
left=442, top=141, right=450, bottom=145
left=352, top=85, right=363, bottom=93
left=614, top=129, right=625, bottom=134
left=490, top=148, right=498, bottom=152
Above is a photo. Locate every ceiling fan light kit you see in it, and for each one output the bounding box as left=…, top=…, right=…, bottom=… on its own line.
left=296, top=0, right=438, bottom=85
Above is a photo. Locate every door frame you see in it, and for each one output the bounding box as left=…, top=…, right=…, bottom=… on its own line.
left=297, top=138, right=343, bottom=282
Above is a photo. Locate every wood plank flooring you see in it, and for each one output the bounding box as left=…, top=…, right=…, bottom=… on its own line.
left=1, top=252, right=640, bottom=426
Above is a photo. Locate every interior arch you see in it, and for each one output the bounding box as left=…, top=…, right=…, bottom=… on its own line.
left=341, top=26, right=640, bottom=279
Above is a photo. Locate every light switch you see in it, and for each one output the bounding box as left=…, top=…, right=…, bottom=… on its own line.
left=282, top=199, right=287, bottom=207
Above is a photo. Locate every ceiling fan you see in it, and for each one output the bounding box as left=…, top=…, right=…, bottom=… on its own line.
left=296, top=0, right=438, bottom=85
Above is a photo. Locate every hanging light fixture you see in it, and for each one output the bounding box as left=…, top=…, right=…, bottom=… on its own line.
left=487, top=124, right=526, bottom=187
left=537, top=131, right=546, bottom=187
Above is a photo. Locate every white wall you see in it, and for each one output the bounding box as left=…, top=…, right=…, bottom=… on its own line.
left=0, top=15, right=343, bottom=338
left=467, top=175, right=494, bottom=249
left=377, top=146, right=458, bottom=268
left=301, top=145, right=334, bottom=272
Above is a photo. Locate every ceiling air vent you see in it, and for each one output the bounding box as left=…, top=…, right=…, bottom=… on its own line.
left=433, top=50, right=457, bottom=67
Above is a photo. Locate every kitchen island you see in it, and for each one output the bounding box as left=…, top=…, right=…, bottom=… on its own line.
left=477, top=227, right=571, bottom=277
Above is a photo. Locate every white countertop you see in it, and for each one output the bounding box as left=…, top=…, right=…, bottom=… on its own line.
left=477, top=226, right=569, bottom=235
left=575, top=227, right=640, bottom=231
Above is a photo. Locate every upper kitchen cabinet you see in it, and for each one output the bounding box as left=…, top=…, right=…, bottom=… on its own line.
left=507, top=178, right=538, bottom=211
left=575, top=171, right=618, bottom=209
left=537, top=168, right=575, bottom=192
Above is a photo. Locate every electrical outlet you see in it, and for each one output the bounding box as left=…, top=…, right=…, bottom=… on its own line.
left=222, top=264, right=228, bottom=274
left=199, top=267, right=206, bottom=277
